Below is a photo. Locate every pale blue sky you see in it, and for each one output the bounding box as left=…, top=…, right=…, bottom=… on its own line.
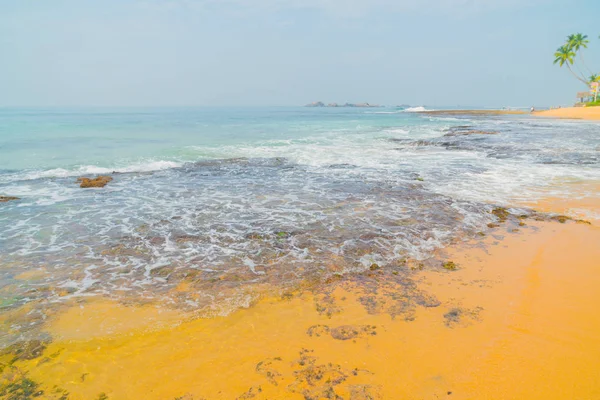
left=1, top=0, right=599, bottom=107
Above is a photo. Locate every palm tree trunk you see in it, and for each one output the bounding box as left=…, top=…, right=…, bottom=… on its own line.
left=567, top=64, right=590, bottom=86
left=573, top=61, right=588, bottom=81
left=580, top=53, right=593, bottom=75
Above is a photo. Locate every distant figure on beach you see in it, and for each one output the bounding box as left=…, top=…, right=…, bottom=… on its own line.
left=530, top=106, right=535, bottom=113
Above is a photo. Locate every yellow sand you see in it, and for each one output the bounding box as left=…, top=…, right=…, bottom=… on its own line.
left=9, top=219, right=600, bottom=399
left=534, top=106, right=600, bottom=120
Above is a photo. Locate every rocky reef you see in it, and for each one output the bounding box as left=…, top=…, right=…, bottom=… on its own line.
left=0, top=196, right=19, bottom=202
left=77, top=176, right=113, bottom=188
left=443, top=126, right=498, bottom=137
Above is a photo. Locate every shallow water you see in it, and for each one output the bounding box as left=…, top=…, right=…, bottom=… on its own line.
left=1, top=107, right=599, bottom=345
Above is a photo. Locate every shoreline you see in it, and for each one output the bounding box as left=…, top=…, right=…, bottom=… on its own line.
left=533, top=106, right=600, bottom=121
left=5, top=213, right=600, bottom=399
left=417, top=107, right=600, bottom=122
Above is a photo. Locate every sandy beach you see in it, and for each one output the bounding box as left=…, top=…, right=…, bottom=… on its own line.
left=534, top=106, right=600, bottom=120
left=3, top=206, right=599, bottom=399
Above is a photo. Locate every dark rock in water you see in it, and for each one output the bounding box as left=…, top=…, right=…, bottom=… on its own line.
left=77, top=176, right=113, bottom=188
left=442, top=261, right=458, bottom=271
left=491, top=207, right=510, bottom=222
left=443, top=125, right=498, bottom=137
left=444, top=129, right=497, bottom=137
left=0, top=196, right=19, bottom=202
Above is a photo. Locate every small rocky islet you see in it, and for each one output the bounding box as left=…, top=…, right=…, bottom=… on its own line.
left=76, top=176, right=113, bottom=188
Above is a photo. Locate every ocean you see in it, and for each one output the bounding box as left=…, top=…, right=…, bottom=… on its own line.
left=1, top=106, right=599, bottom=343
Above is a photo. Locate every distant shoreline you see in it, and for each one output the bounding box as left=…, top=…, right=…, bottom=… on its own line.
left=420, top=109, right=527, bottom=116
left=533, top=107, right=600, bottom=121
left=417, top=107, right=600, bottom=121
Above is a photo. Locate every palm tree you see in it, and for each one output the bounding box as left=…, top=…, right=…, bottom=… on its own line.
left=554, top=45, right=588, bottom=85
left=568, top=33, right=591, bottom=74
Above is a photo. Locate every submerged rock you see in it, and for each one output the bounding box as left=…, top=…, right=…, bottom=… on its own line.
left=77, top=176, right=113, bottom=188
left=0, top=339, right=49, bottom=362
left=0, top=196, right=19, bottom=202
left=0, top=367, right=45, bottom=399
left=444, top=129, right=498, bottom=137
left=329, top=325, right=377, bottom=340
left=443, top=306, right=483, bottom=328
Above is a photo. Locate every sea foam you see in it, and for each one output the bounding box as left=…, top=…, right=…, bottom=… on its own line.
left=404, top=106, right=430, bottom=112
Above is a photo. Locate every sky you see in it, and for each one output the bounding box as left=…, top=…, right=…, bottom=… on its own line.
left=1, top=0, right=599, bottom=107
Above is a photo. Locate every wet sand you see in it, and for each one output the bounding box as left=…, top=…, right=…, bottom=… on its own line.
left=534, top=107, right=600, bottom=121
left=3, top=215, right=600, bottom=399
left=522, top=183, right=600, bottom=225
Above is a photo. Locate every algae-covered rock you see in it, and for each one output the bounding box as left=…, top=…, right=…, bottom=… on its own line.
left=77, top=176, right=113, bottom=188
left=442, top=261, right=458, bottom=271
left=491, top=207, right=510, bottom=223
left=0, top=339, right=49, bottom=363
left=0, top=369, right=43, bottom=399
left=551, top=215, right=570, bottom=223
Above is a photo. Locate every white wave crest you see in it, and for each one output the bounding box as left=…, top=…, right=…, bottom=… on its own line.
left=384, top=128, right=410, bottom=134
left=3, top=160, right=183, bottom=183
left=366, top=110, right=404, bottom=114
left=404, top=106, right=430, bottom=113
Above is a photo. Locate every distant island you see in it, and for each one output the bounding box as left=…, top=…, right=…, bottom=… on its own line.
left=305, top=101, right=383, bottom=108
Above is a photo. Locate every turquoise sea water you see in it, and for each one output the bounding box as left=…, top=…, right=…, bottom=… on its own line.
left=1, top=107, right=599, bottom=342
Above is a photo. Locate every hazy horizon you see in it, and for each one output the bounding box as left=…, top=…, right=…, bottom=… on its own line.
left=1, top=0, right=599, bottom=108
